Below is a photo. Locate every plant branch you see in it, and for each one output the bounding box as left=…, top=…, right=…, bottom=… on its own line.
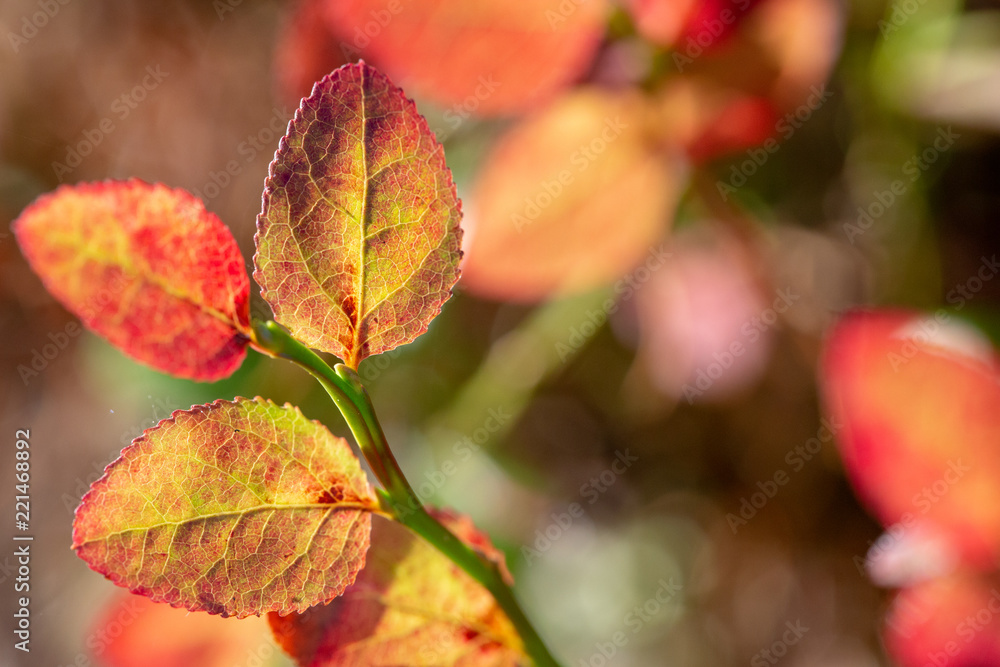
left=251, top=320, right=563, bottom=667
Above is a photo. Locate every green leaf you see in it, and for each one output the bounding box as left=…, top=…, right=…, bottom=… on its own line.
left=254, top=61, right=463, bottom=369
left=73, top=396, right=379, bottom=618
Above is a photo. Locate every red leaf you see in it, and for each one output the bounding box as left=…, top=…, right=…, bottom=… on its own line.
left=821, top=310, right=1000, bottom=570
left=884, top=574, right=1000, bottom=667
left=323, top=0, right=609, bottom=116
left=91, top=592, right=274, bottom=667
left=13, top=180, right=250, bottom=381
left=625, top=0, right=698, bottom=47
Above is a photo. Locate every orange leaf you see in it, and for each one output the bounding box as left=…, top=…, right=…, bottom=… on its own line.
left=269, top=510, right=525, bottom=666
left=255, top=62, right=462, bottom=368
left=13, top=180, right=250, bottom=381
left=90, top=592, right=274, bottom=667
left=73, top=397, right=379, bottom=618
left=460, top=89, right=683, bottom=302
left=323, top=0, right=609, bottom=116
left=821, top=310, right=1000, bottom=569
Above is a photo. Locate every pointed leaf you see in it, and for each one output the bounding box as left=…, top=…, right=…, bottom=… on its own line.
left=323, top=0, right=608, bottom=116
left=461, top=89, right=683, bottom=302
left=13, top=180, right=250, bottom=381
left=821, top=310, right=1000, bottom=569
left=73, top=396, right=379, bottom=618
left=254, top=62, right=462, bottom=368
left=269, top=510, right=525, bottom=666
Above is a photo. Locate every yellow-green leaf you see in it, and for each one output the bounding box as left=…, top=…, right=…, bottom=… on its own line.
left=254, top=61, right=463, bottom=369
left=72, top=396, right=378, bottom=618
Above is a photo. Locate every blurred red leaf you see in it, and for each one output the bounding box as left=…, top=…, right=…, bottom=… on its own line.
left=461, top=89, right=683, bottom=302
left=884, top=573, right=1000, bottom=667
left=275, top=0, right=348, bottom=105
left=92, top=593, right=273, bottom=667
left=13, top=180, right=250, bottom=381
left=269, top=510, right=524, bottom=666
left=821, top=310, right=1000, bottom=570
left=625, top=0, right=698, bottom=47
left=677, top=0, right=767, bottom=46
left=659, top=0, right=841, bottom=162
left=682, top=94, right=778, bottom=164
left=323, top=0, right=609, bottom=116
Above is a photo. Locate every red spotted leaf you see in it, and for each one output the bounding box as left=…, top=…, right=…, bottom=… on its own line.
left=91, top=592, right=274, bottom=667
left=255, top=62, right=462, bottom=368
left=13, top=180, right=250, bottom=381
left=821, top=310, right=1000, bottom=570
left=73, top=396, right=379, bottom=618
left=323, top=0, right=608, bottom=116
left=269, top=509, right=525, bottom=666
left=461, top=89, right=683, bottom=302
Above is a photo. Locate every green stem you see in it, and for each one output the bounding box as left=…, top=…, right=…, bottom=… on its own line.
left=251, top=320, right=563, bottom=667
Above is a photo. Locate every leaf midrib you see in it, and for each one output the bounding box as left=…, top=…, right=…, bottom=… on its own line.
left=74, top=501, right=376, bottom=546
left=69, top=233, right=241, bottom=331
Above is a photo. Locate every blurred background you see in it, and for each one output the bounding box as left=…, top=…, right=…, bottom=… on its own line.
left=1, top=0, right=999, bottom=665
